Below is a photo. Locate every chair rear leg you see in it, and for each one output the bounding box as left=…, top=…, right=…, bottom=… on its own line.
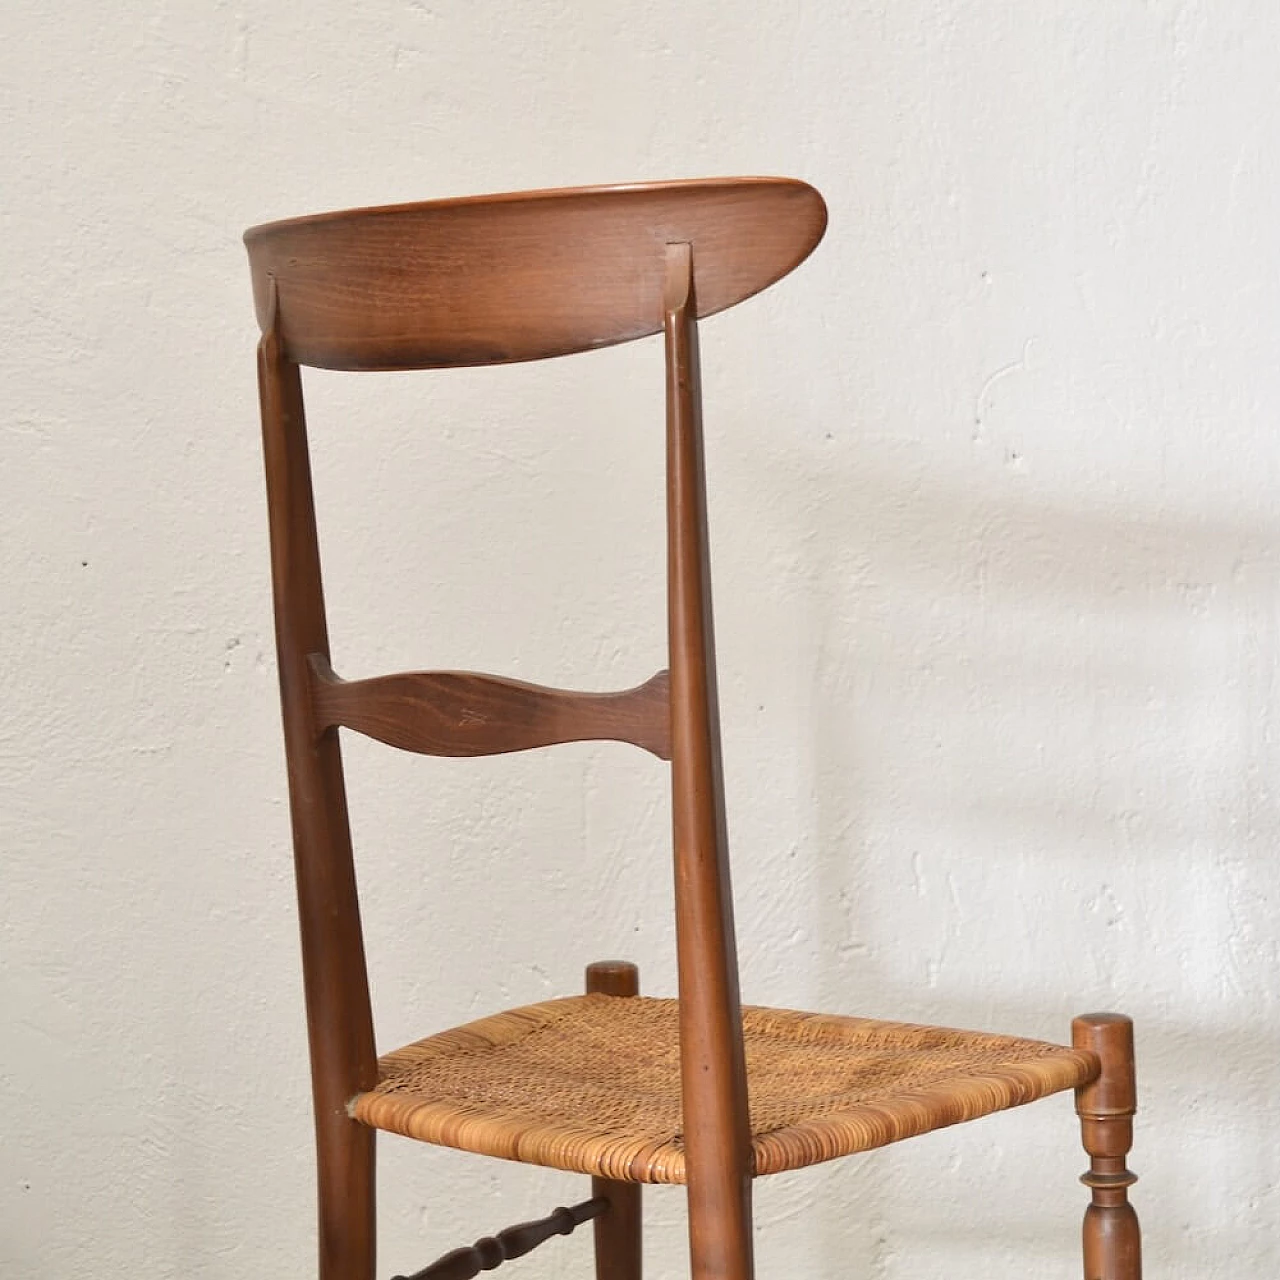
left=317, top=1114, right=376, bottom=1280
left=1073, top=1013, right=1141, bottom=1280
left=587, top=962, right=642, bottom=1280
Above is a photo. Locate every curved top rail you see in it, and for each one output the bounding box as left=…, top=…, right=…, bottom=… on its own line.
left=244, top=177, right=827, bottom=370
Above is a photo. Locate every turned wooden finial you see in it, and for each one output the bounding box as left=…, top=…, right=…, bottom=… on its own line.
left=586, top=960, right=640, bottom=998
left=1073, top=1013, right=1141, bottom=1280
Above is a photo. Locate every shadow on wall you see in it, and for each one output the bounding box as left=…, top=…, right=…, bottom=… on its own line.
left=741, top=440, right=1280, bottom=1276
left=780, top=439, right=1280, bottom=863
left=808, top=450, right=1278, bottom=838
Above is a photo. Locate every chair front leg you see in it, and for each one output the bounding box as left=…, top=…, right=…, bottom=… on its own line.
left=1073, top=1013, right=1141, bottom=1280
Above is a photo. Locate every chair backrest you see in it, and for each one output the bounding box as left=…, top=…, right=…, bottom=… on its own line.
left=247, top=177, right=826, bottom=1271
left=246, top=177, right=824, bottom=369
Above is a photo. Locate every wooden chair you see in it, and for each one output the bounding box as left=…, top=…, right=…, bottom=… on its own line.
left=245, top=178, right=1141, bottom=1280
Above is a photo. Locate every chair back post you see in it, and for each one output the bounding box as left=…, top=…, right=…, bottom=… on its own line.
left=257, top=302, right=378, bottom=1280
left=663, top=242, right=755, bottom=1280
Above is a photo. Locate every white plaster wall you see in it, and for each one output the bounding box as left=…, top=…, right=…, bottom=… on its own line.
left=3, top=2, right=1278, bottom=1276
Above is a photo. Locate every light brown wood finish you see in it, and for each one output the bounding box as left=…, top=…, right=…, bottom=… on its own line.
left=1074, top=1014, right=1141, bottom=1280
left=244, top=178, right=827, bottom=370
left=257, top=306, right=377, bottom=1280
left=310, top=658, right=671, bottom=759
left=663, top=242, right=754, bottom=1280
left=248, top=179, right=1140, bottom=1280
left=587, top=962, right=642, bottom=1280
left=248, top=178, right=824, bottom=1280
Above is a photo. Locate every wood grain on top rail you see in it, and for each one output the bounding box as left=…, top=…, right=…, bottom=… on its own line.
left=244, top=178, right=826, bottom=370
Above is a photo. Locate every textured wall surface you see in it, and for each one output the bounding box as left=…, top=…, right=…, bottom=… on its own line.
left=3, top=2, right=1278, bottom=1276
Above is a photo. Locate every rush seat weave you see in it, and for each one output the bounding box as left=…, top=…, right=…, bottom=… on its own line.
left=351, top=993, right=1099, bottom=1184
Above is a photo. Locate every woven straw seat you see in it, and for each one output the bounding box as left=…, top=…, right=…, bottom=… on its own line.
left=352, top=993, right=1098, bottom=1184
